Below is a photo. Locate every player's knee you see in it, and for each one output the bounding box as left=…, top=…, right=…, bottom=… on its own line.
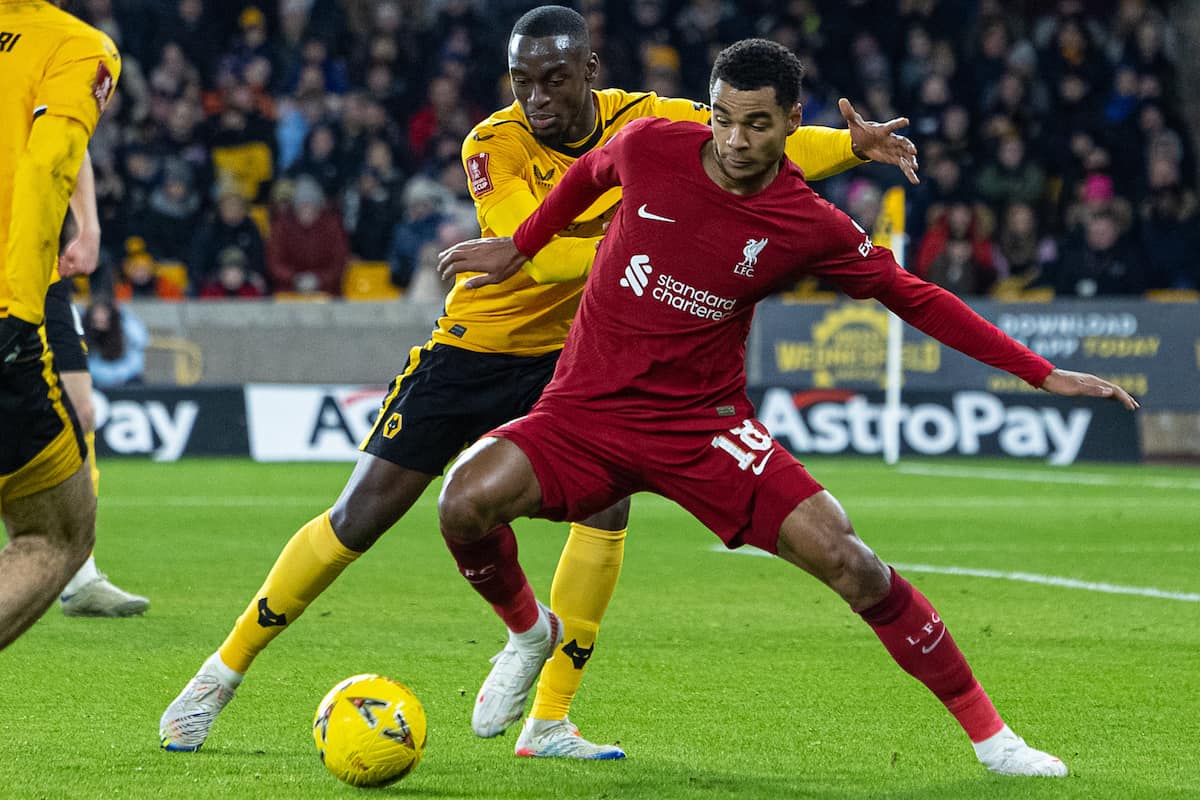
left=437, top=474, right=490, bottom=542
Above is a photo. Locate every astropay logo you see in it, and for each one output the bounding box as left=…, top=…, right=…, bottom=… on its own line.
left=620, top=254, right=652, bottom=296
left=757, top=388, right=1094, bottom=465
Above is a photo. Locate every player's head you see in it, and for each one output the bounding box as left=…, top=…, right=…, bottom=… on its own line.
left=706, top=39, right=804, bottom=189
left=508, top=5, right=599, bottom=146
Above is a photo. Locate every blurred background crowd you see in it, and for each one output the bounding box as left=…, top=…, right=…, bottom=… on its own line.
left=70, top=0, right=1197, bottom=310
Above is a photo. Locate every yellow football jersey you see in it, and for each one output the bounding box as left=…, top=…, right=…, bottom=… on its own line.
left=0, top=0, right=119, bottom=324
left=441, top=88, right=864, bottom=355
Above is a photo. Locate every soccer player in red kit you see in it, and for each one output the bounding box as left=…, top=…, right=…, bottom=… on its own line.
left=436, top=38, right=1138, bottom=777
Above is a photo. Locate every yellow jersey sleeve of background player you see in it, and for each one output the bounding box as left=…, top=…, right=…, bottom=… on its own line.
left=0, top=3, right=119, bottom=322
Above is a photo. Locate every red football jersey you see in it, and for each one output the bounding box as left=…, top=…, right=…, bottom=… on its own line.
left=514, top=117, right=1052, bottom=425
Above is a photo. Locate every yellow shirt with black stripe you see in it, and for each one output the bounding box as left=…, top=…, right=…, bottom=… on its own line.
left=440, top=88, right=864, bottom=356
left=0, top=0, right=118, bottom=498
left=1, top=0, right=119, bottom=325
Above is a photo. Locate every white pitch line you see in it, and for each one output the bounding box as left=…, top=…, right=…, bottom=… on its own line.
left=102, top=496, right=332, bottom=507
left=895, top=463, right=1200, bottom=491
left=709, top=546, right=1200, bottom=602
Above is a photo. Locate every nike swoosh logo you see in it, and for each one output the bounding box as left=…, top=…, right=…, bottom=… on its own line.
left=921, top=625, right=947, bottom=654
left=637, top=204, right=676, bottom=223
left=473, top=132, right=494, bottom=141
left=751, top=450, right=773, bottom=475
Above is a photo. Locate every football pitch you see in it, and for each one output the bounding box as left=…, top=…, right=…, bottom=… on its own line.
left=2, top=456, right=1197, bottom=800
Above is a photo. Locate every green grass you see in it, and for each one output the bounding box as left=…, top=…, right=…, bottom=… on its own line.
left=2, top=457, right=1197, bottom=799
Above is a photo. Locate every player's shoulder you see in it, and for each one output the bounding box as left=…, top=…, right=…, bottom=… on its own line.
left=44, top=4, right=120, bottom=59
left=462, top=102, right=532, bottom=158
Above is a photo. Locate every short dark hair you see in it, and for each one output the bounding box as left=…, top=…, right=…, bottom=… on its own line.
left=710, top=39, right=804, bottom=109
left=511, top=5, right=589, bottom=47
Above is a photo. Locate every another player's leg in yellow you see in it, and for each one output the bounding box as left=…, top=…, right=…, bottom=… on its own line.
left=514, top=520, right=628, bottom=759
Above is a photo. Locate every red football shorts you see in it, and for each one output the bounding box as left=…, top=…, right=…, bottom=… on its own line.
left=490, top=401, right=824, bottom=554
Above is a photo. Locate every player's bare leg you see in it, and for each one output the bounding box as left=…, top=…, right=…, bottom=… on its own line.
left=160, top=453, right=435, bottom=751
left=0, top=465, right=95, bottom=650
left=57, top=369, right=149, bottom=617
left=775, top=491, right=1067, bottom=777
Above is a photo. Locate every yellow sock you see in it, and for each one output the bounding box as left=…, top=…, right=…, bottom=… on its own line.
left=85, top=432, right=99, bottom=495
left=86, top=432, right=98, bottom=561
left=529, top=523, right=626, bottom=721
left=219, top=511, right=360, bottom=673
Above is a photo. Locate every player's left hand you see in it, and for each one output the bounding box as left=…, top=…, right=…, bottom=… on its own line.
left=438, top=236, right=528, bottom=289
left=58, top=227, right=101, bottom=278
left=1041, top=368, right=1140, bottom=410
left=840, top=98, right=919, bottom=185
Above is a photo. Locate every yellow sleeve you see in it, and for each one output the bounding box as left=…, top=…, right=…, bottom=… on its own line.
left=37, top=30, right=121, bottom=138
left=5, top=116, right=91, bottom=324
left=785, top=126, right=865, bottom=181
left=462, top=131, right=599, bottom=284
left=482, top=190, right=600, bottom=283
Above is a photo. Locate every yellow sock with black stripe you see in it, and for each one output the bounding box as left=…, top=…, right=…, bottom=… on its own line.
left=219, top=511, right=360, bottom=674
left=529, top=523, right=626, bottom=721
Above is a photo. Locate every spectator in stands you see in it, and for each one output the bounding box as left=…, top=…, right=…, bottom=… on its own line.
left=142, top=159, right=202, bottom=264
left=976, top=133, right=1046, bottom=210
left=994, top=202, right=1058, bottom=284
left=115, top=247, right=185, bottom=302
left=916, top=196, right=997, bottom=287
left=1046, top=209, right=1147, bottom=297
left=286, top=122, right=346, bottom=199
left=84, top=298, right=150, bottom=389
left=189, top=182, right=268, bottom=292
left=344, top=139, right=406, bottom=261
left=207, top=86, right=276, bottom=203
left=407, top=74, right=478, bottom=162
left=387, top=176, right=449, bottom=291
left=1138, top=155, right=1200, bottom=290
left=267, top=175, right=349, bottom=296
left=926, top=235, right=997, bottom=296
left=198, top=246, right=267, bottom=299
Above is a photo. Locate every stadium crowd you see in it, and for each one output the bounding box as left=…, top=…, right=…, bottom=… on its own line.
left=72, top=0, right=1196, bottom=302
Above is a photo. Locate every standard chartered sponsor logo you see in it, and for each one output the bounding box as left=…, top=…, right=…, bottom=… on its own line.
left=620, top=254, right=652, bottom=296
left=651, top=274, right=737, bottom=320
left=618, top=255, right=739, bottom=320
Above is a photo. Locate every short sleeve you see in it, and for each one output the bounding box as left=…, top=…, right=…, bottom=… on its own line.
left=35, top=31, right=121, bottom=137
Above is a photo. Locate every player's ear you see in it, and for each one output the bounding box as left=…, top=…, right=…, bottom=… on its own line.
left=584, top=53, right=599, bottom=84
left=786, top=102, right=802, bottom=134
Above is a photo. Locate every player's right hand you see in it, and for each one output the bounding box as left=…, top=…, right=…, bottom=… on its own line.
left=59, top=227, right=101, bottom=277
left=1040, top=368, right=1140, bottom=410
left=0, top=315, right=40, bottom=370
left=438, top=236, right=528, bottom=290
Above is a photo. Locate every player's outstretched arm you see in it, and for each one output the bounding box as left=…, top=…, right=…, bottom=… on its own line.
left=438, top=237, right=527, bottom=289
left=1041, top=368, right=1140, bottom=410
left=839, top=98, right=919, bottom=185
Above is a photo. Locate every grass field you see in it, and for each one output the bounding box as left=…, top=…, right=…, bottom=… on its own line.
left=2, top=456, right=1197, bottom=800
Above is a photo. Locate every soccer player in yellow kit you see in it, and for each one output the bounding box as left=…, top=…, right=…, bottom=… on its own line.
left=159, top=4, right=916, bottom=755
left=0, top=0, right=120, bottom=650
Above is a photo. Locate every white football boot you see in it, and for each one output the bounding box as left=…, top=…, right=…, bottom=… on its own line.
left=472, top=602, right=562, bottom=738
left=515, top=716, right=626, bottom=760
left=61, top=574, right=149, bottom=617
left=973, top=726, right=1068, bottom=777
left=159, top=652, right=243, bottom=752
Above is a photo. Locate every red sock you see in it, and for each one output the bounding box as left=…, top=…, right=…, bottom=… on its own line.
left=445, top=524, right=539, bottom=633
left=858, top=567, right=1004, bottom=743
